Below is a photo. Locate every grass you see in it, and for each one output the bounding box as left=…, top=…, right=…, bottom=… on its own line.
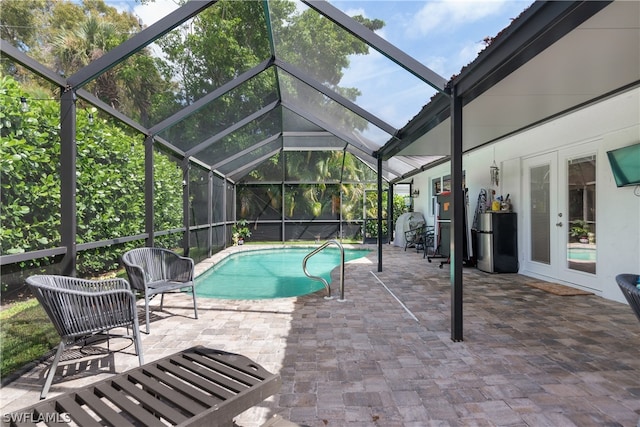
left=0, top=298, right=59, bottom=379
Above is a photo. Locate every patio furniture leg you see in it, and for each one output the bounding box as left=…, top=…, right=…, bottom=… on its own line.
left=133, top=329, right=144, bottom=366
left=41, top=341, right=65, bottom=400
left=192, top=286, right=198, bottom=319
left=144, top=293, right=151, bottom=334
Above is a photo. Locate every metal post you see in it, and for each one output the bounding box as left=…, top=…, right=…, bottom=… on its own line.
left=388, top=183, right=394, bottom=244
left=144, top=135, right=154, bottom=247
left=60, top=88, right=77, bottom=276
left=208, top=171, right=213, bottom=258
left=339, top=190, right=343, bottom=240
left=182, top=159, right=190, bottom=256
left=377, top=155, right=383, bottom=272
left=222, top=177, right=228, bottom=247
left=282, top=182, right=286, bottom=242
left=450, top=84, right=464, bottom=342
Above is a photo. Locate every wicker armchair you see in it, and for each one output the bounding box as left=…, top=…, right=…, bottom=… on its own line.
left=26, top=275, right=144, bottom=399
left=616, top=274, right=640, bottom=325
left=122, top=247, right=198, bottom=333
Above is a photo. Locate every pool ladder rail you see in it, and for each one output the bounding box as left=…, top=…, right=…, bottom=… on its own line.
left=302, top=240, right=346, bottom=301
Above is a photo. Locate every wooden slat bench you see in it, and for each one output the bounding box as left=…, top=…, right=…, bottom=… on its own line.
left=3, top=346, right=281, bottom=427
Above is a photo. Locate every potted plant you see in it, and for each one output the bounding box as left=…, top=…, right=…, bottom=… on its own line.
left=569, top=220, right=590, bottom=243
left=232, top=219, right=252, bottom=245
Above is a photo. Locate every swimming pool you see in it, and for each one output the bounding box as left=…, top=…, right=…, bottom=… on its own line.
left=196, top=247, right=371, bottom=299
left=568, top=247, right=596, bottom=262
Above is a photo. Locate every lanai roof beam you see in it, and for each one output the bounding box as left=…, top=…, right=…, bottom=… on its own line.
left=68, top=1, right=218, bottom=90
left=185, top=100, right=280, bottom=158
left=210, top=133, right=282, bottom=171
left=149, top=58, right=275, bottom=136
left=282, top=102, right=375, bottom=156
left=302, top=0, right=448, bottom=94
left=275, top=59, right=398, bottom=136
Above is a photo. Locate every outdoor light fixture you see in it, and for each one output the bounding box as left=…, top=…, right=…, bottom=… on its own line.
left=412, top=189, right=420, bottom=198
left=20, top=96, right=28, bottom=112
left=88, top=113, right=94, bottom=125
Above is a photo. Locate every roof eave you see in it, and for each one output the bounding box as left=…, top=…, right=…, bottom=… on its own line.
left=378, top=0, right=612, bottom=161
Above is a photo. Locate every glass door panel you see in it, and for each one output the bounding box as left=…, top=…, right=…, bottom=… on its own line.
left=522, top=152, right=557, bottom=278
left=565, top=155, right=596, bottom=274
left=523, top=145, right=600, bottom=290
left=530, top=164, right=551, bottom=264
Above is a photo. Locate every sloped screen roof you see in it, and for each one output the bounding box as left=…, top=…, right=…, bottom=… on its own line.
left=142, top=0, right=447, bottom=183
left=2, top=0, right=446, bottom=185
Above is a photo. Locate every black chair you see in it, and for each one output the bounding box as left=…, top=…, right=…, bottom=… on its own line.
left=122, top=247, right=198, bottom=333
left=616, top=274, right=640, bottom=325
left=404, top=224, right=426, bottom=252
left=422, top=225, right=435, bottom=258
left=26, top=275, right=143, bottom=399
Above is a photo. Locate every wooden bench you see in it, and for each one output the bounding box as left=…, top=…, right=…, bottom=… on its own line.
left=3, top=346, right=281, bottom=427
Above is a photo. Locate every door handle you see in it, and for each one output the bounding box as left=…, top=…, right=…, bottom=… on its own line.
left=556, top=222, right=563, bottom=227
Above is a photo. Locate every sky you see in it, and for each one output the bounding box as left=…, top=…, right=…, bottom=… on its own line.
left=107, top=0, right=533, bottom=132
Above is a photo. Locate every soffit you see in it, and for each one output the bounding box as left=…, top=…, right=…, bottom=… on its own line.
left=396, top=1, right=640, bottom=160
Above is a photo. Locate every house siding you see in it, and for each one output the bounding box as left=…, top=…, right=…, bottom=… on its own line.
left=412, top=87, right=640, bottom=304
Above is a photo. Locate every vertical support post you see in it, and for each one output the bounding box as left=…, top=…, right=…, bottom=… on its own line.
left=388, top=183, right=394, bottom=244
left=377, top=155, right=383, bottom=272
left=450, top=84, right=464, bottom=342
left=207, top=171, right=213, bottom=258
left=222, top=177, right=228, bottom=247
left=144, top=135, right=154, bottom=248
left=282, top=182, right=286, bottom=242
left=182, top=159, right=190, bottom=256
left=339, top=190, right=343, bottom=240
left=60, top=88, right=77, bottom=276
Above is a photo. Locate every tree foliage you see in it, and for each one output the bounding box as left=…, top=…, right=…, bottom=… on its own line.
left=1, top=0, right=391, bottom=276
left=0, top=75, right=182, bottom=275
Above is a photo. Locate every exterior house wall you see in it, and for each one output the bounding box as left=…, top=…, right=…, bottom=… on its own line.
left=412, top=87, right=640, bottom=304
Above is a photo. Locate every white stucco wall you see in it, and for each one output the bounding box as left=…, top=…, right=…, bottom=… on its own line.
left=411, top=87, right=640, bottom=303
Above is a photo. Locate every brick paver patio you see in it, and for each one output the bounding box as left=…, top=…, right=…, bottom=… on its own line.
left=2, top=244, right=639, bottom=426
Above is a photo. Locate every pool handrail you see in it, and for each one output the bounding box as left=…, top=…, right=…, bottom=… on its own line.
left=302, top=240, right=345, bottom=301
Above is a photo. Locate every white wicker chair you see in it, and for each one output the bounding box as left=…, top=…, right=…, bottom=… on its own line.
left=122, top=247, right=198, bottom=333
left=26, top=275, right=144, bottom=399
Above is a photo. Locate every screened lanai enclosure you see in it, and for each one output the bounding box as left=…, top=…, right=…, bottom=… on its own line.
left=1, top=0, right=447, bottom=287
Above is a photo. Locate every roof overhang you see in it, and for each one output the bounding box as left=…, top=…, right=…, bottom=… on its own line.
left=379, top=0, right=640, bottom=179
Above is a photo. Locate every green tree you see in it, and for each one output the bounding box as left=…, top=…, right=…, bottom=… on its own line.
left=0, top=0, right=47, bottom=51
left=0, top=75, right=183, bottom=275
left=2, top=0, right=165, bottom=124
left=0, top=76, right=61, bottom=255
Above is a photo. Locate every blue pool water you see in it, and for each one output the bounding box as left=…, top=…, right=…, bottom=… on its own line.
left=568, top=247, right=596, bottom=262
left=196, top=247, right=371, bottom=299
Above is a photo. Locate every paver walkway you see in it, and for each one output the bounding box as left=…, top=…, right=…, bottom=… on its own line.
left=2, top=244, right=639, bottom=426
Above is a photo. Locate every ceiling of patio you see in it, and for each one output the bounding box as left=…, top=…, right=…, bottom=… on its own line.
left=385, top=0, right=640, bottom=172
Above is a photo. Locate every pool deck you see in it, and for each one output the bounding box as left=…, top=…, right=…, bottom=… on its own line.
left=2, top=244, right=640, bottom=426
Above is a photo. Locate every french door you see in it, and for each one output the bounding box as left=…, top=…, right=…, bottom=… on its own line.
left=522, top=143, right=600, bottom=291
